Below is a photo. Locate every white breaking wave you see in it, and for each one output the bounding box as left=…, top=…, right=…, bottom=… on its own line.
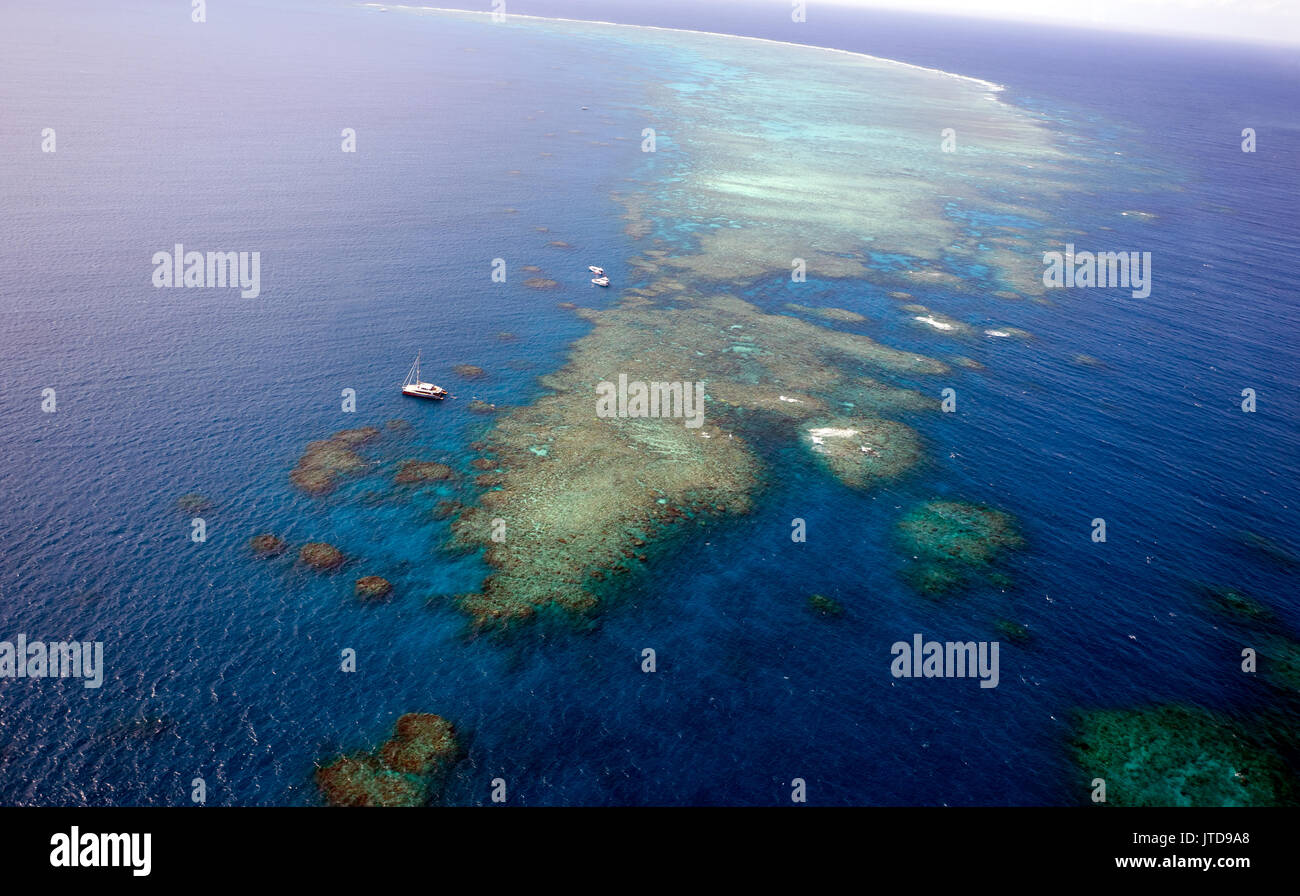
left=914, top=315, right=955, bottom=331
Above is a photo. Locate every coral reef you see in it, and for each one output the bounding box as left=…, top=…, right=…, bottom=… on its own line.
left=394, top=461, right=454, bottom=484
left=784, top=303, right=867, bottom=323
left=299, top=542, right=344, bottom=571
left=291, top=427, right=380, bottom=495
left=1198, top=582, right=1275, bottom=623
left=896, top=501, right=1023, bottom=595
left=249, top=534, right=287, bottom=557
left=994, top=619, right=1032, bottom=645
left=178, top=494, right=210, bottom=515
left=453, top=365, right=487, bottom=379
left=431, top=500, right=463, bottom=520
left=314, top=755, right=429, bottom=808
left=807, top=594, right=844, bottom=617
left=803, top=417, right=923, bottom=490
left=1070, top=705, right=1297, bottom=806
left=378, top=713, right=459, bottom=776
left=450, top=292, right=945, bottom=628
left=355, top=576, right=393, bottom=602
left=316, top=713, right=461, bottom=807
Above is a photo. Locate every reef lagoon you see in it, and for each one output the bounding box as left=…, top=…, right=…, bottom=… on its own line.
left=0, top=0, right=1297, bottom=806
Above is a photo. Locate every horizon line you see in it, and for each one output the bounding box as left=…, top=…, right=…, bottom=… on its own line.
left=367, top=4, right=1011, bottom=96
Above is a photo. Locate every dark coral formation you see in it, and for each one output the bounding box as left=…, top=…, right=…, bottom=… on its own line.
left=807, top=594, right=844, bottom=618
left=291, top=427, right=380, bottom=495
left=329, top=427, right=382, bottom=449
left=249, top=534, right=287, bottom=557
left=1070, top=705, right=1298, bottom=806
left=523, top=278, right=560, bottom=290
left=355, top=576, right=393, bottom=602
left=314, top=755, right=428, bottom=808
left=299, top=542, right=344, bottom=571
left=994, top=619, right=1032, bottom=645
left=431, top=500, right=463, bottom=521
left=378, top=714, right=459, bottom=776
left=467, top=400, right=499, bottom=414
left=896, top=501, right=1023, bottom=595
left=316, top=713, right=461, bottom=807
left=178, top=494, right=211, bottom=515
left=394, top=460, right=454, bottom=485
left=1198, top=582, right=1275, bottom=623
left=453, top=364, right=487, bottom=379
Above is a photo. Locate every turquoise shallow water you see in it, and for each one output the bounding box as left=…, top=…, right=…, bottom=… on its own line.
left=0, top=1, right=1296, bottom=805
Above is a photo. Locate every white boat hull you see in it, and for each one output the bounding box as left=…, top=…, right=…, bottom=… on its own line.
left=403, top=383, right=446, bottom=399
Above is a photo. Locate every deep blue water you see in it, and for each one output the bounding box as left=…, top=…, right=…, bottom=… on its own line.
left=0, top=0, right=1296, bottom=805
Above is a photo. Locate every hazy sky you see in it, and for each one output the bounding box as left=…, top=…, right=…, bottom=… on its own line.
left=818, top=0, right=1300, bottom=45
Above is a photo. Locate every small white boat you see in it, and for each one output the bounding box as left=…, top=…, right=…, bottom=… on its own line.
left=401, top=351, right=447, bottom=400
left=591, top=276, right=610, bottom=287
left=588, top=265, right=605, bottom=276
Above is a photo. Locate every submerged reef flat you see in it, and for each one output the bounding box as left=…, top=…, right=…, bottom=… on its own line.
left=291, top=427, right=380, bottom=495
left=316, top=713, right=462, bottom=807
left=451, top=292, right=946, bottom=628
left=803, top=417, right=923, bottom=490
left=1070, top=705, right=1298, bottom=806
left=896, top=501, right=1023, bottom=594
left=613, top=29, right=1072, bottom=291
left=1198, top=582, right=1275, bottom=623
left=784, top=303, right=867, bottom=323
left=835, top=378, right=937, bottom=414
left=394, top=460, right=454, bottom=485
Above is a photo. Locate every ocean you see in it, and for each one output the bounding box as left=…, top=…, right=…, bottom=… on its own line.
left=0, top=0, right=1296, bottom=806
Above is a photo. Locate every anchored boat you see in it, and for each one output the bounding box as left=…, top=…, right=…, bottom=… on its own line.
left=401, top=351, right=448, bottom=399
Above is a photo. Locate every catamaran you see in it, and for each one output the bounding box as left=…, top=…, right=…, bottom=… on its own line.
left=401, top=352, right=448, bottom=399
